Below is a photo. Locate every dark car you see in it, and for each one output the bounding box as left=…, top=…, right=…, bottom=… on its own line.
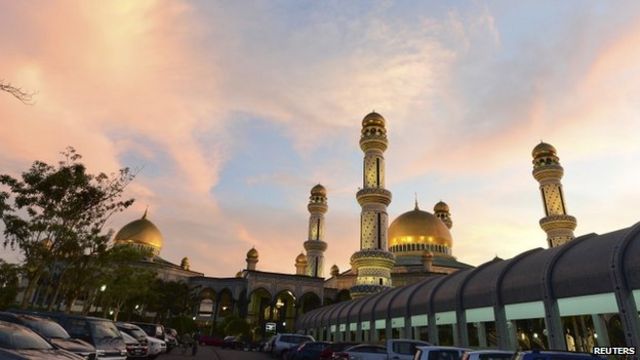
left=221, top=335, right=244, bottom=350
left=164, top=328, right=178, bottom=351
left=0, top=312, right=96, bottom=360
left=289, top=341, right=331, bottom=360
left=318, top=342, right=358, bottom=359
left=129, top=322, right=164, bottom=341
left=29, top=312, right=127, bottom=360
left=0, top=320, right=84, bottom=360
left=514, top=350, right=607, bottom=360
left=115, top=323, right=148, bottom=359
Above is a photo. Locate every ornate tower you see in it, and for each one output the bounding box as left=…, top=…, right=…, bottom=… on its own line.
left=304, top=184, right=328, bottom=277
left=532, top=142, right=577, bottom=247
left=350, top=112, right=395, bottom=298
left=295, top=253, right=308, bottom=275
left=246, top=247, right=259, bottom=270
left=434, top=201, right=453, bottom=229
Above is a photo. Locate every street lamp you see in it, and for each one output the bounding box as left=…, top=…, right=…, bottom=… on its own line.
left=100, top=284, right=107, bottom=292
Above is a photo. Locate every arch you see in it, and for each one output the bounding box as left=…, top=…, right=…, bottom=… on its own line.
left=336, top=289, right=352, bottom=303
left=299, top=292, right=322, bottom=315
left=217, top=288, right=234, bottom=318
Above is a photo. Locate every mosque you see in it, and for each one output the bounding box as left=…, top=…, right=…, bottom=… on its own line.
left=112, top=112, right=640, bottom=352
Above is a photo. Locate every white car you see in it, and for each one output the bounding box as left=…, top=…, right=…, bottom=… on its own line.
left=461, top=350, right=514, bottom=360
left=146, top=335, right=167, bottom=358
left=413, top=346, right=471, bottom=360
left=271, top=333, right=314, bottom=359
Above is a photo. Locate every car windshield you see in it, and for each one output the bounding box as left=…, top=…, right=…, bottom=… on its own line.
left=0, top=326, right=53, bottom=350
left=136, top=324, right=157, bottom=337
left=128, top=328, right=147, bottom=340
left=90, top=321, right=123, bottom=346
left=283, top=335, right=313, bottom=344
left=428, top=350, right=461, bottom=360
left=22, top=318, right=71, bottom=339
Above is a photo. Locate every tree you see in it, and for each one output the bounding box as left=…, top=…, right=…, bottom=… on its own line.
left=0, top=260, right=20, bottom=309
left=0, top=147, right=135, bottom=308
left=0, top=80, right=35, bottom=104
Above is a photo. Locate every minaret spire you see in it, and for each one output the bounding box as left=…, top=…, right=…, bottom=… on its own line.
left=532, top=142, right=577, bottom=247
left=142, top=206, right=148, bottom=219
left=350, top=112, right=395, bottom=299
left=304, top=184, right=328, bottom=277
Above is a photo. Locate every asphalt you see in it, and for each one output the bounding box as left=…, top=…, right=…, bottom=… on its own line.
left=158, top=346, right=272, bottom=360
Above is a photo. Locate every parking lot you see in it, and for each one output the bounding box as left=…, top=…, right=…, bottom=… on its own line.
left=159, top=346, right=272, bottom=360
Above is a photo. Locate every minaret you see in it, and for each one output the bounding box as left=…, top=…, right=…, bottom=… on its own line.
left=434, top=201, right=453, bottom=229
left=295, top=253, right=308, bottom=275
left=350, top=112, right=395, bottom=298
left=246, top=247, right=259, bottom=270
left=304, top=184, right=328, bottom=277
left=532, top=142, right=577, bottom=247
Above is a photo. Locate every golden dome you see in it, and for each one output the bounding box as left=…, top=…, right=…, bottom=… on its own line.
left=246, top=247, right=259, bottom=260
left=434, top=201, right=449, bottom=213
left=311, top=184, right=326, bottom=197
left=362, top=111, right=386, bottom=128
left=388, top=208, right=453, bottom=248
left=114, top=210, right=163, bottom=254
left=295, top=252, right=308, bottom=264
left=532, top=142, right=557, bottom=158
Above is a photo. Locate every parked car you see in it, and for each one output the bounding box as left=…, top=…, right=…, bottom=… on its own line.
left=513, top=350, right=607, bottom=360
left=262, top=335, right=277, bottom=352
left=289, top=341, right=331, bottom=360
left=318, top=342, right=358, bottom=359
left=120, top=331, right=146, bottom=359
left=197, top=334, right=223, bottom=346
left=221, top=335, right=244, bottom=349
left=32, top=312, right=127, bottom=360
left=461, top=350, right=514, bottom=360
left=413, top=346, right=471, bottom=360
left=0, top=320, right=85, bottom=360
left=129, top=322, right=165, bottom=341
left=271, top=333, right=315, bottom=359
left=164, top=328, right=178, bottom=351
left=145, top=335, right=166, bottom=359
left=0, top=312, right=96, bottom=360
left=333, top=344, right=388, bottom=360
left=385, top=339, right=432, bottom=360
left=115, top=323, right=148, bottom=358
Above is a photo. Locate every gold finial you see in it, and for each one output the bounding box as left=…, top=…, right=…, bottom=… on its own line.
left=142, top=206, right=148, bottom=219
left=414, top=193, right=419, bottom=210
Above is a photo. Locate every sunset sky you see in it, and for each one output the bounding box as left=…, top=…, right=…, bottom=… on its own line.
left=1, top=1, right=640, bottom=277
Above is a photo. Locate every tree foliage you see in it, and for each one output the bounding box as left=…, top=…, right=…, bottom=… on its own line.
left=0, top=147, right=136, bottom=308
left=0, top=260, right=20, bottom=309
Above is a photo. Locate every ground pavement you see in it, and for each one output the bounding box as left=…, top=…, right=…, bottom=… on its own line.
left=158, top=346, right=272, bottom=360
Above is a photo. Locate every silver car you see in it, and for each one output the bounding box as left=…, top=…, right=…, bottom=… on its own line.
left=271, top=333, right=314, bottom=359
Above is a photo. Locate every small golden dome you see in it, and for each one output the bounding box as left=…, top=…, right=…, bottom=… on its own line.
left=532, top=142, right=557, bottom=158
left=295, top=252, right=308, bottom=264
left=388, top=208, right=453, bottom=249
left=236, top=271, right=243, bottom=278
left=434, top=201, right=449, bottom=213
left=330, top=264, right=340, bottom=276
left=311, top=184, right=326, bottom=197
left=362, top=111, right=386, bottom=128
left=114, top=210, right=163, bottom=254
left=180, top=257, right=190, bottom=270
left=246, top=247, right=259, bottom=260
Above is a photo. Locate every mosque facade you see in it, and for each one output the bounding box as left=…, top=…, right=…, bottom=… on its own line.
left=110, top=112, right=640, bottom=351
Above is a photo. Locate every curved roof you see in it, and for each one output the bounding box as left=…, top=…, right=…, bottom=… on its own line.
left=388, top=208, right=453, bottom=250
left=297, top=223, right=640, bottom=330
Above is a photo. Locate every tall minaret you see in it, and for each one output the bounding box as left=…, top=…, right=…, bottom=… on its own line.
left=350, top=112, right=395, bottom=299
left=532, top=142, right=577, bottom=247
left=304, top=184, right=328, bottom=277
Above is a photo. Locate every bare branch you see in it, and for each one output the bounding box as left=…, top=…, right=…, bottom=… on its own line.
left=1, top=80, right=37, bottom=105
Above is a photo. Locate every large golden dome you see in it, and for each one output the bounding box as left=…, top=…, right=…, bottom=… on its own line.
left=114, top=210, right=163, bottom=255
left=388, top=206, right=453, bottom=251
